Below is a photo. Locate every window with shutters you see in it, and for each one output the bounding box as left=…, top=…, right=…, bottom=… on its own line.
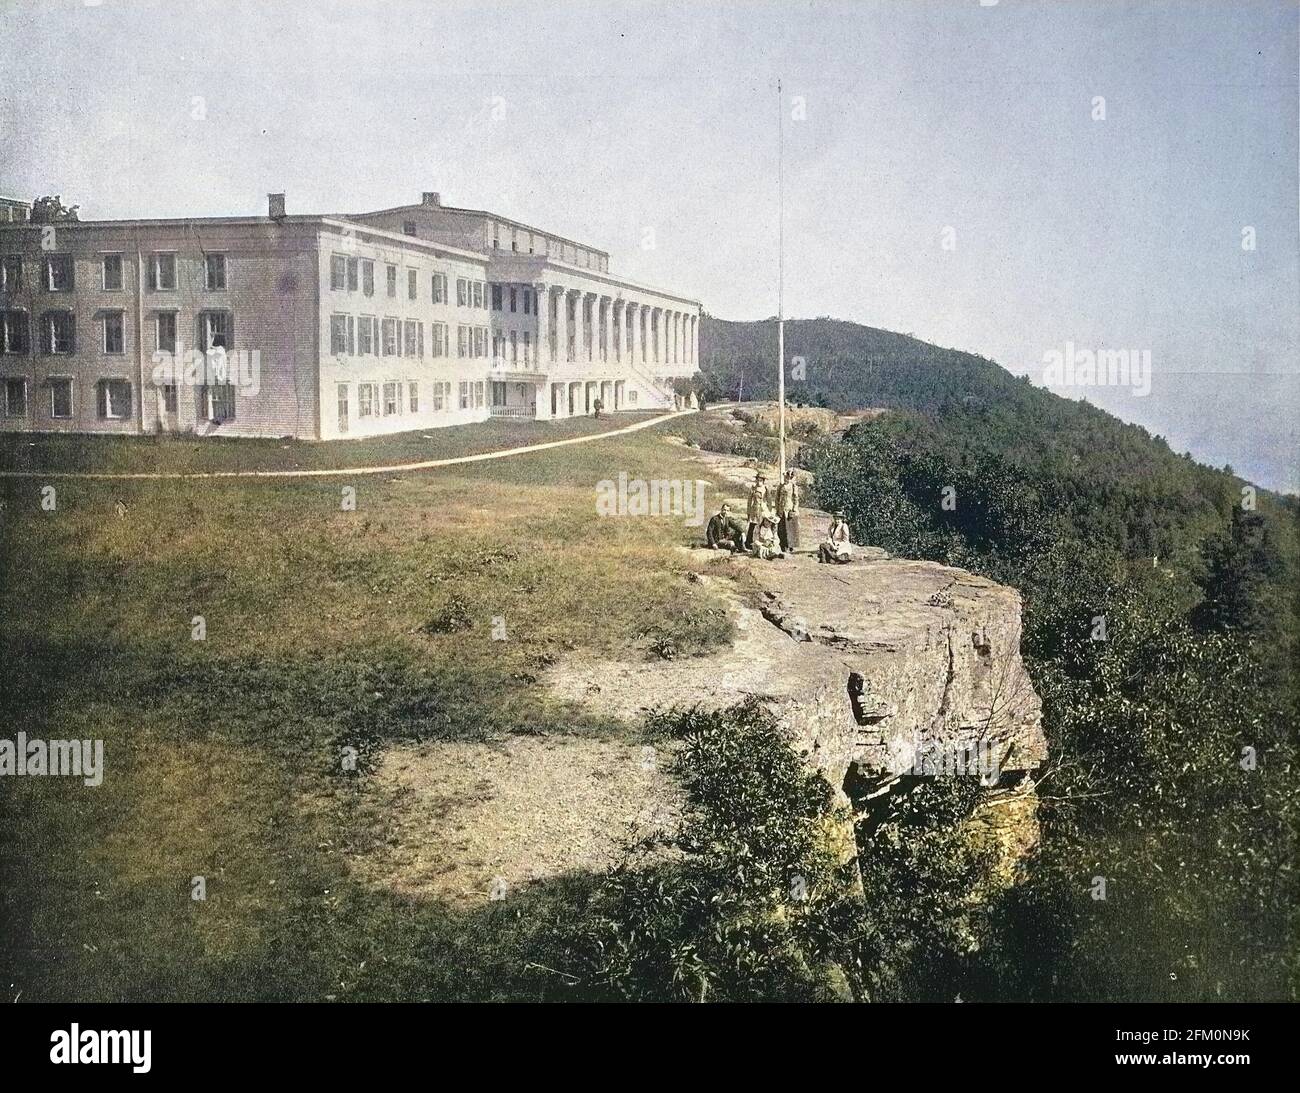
left=330, top=314, right=354, bottom=356
left=103, top=311, right=125, bottom=354
left=49, top=377, right=73, bottom=418
left=44, top=311, right=75, bottom=354
left=148, top=253, right=176, bottom=291
left=102, top=254, right=124, bottom=291
left=206, top=383, right=236, bottom=421
left=0, top=310, right=29, bottom=354
left=4, top=377, right=27, bottom=417
left=97, top=378, right=131, bottom=419
left=198, top=310, right=232, bottom=350
left=46, top=255, right=75, bottom=291
left=204, top=253, right=227, bottom=290
left=0, top=255, right=22, bottom=293
left=156, top=312, right=178, bottom=353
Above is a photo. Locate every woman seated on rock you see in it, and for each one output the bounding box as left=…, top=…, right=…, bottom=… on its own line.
left=752, top=516, right=785, bottom=560
left=818, top=511, right=853, bottom=564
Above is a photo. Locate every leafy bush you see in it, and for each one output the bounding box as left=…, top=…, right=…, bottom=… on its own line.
left=550, top=701, right=861, bottom=1001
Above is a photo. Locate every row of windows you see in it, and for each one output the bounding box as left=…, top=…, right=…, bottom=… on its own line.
left=486, top=223, right=608, bottom=272
left=489, top=284, right=539, bottom=315
left=0, top=377, right=239, bottom=424
left=0, top=309, right=232, bottom=355
left=0, top=376, right=133, bottom=420
left=336, top=379, right=485, bottom=430
left=0, top=253, right=227, bottom=294
left=329, top=314, right=494, bottom=360
left=329, top=254, right=485, bottom=309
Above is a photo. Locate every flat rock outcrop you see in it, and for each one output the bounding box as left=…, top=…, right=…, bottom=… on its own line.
left=549, top=551, right=1046, bottom=796
left=754, top=555, right=1046, bottom=784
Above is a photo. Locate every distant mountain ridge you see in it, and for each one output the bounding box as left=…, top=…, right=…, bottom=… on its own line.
left=697, top=314, right=1297, bottom=573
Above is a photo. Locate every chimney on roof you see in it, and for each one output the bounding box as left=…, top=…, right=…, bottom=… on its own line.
left=421, top=191, right=441, bottom=207
left=268, top=192, right=286, bottom=220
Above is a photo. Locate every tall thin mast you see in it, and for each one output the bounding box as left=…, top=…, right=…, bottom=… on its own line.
left=777, top=76, right=787, bottom=481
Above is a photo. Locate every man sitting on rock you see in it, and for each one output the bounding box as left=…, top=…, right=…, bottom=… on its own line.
left=706, top=502, right=747, bottom=553
left=752, top=515, right=785, bottom=560
left=818, top=511, right=853, bottom=564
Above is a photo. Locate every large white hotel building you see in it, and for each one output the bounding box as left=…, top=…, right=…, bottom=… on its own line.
left=0, top=191, right=702, bottom=439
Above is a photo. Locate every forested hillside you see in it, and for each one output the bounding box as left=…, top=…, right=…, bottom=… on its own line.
left=697, top=315, right=1297, bottom=586
left=678, top=315, right=1298, bottom=1000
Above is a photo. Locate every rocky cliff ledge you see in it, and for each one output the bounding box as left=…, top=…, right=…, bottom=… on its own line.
left=549, top=549, right=1046, bottom=802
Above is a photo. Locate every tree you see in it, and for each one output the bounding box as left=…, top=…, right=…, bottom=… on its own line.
left=1191, top=505, right=1285, bottom=639
left=29, top=195, right=80, bottom=223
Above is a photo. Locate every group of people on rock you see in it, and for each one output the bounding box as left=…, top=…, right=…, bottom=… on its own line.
left=704, top=469, right=854, bottom=564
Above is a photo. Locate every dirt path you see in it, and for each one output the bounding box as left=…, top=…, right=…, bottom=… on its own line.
left=0, top=408, right=695, bottom=481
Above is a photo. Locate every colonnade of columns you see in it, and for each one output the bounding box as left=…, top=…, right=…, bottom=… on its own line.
left=534, top=283, right=699, bottom=372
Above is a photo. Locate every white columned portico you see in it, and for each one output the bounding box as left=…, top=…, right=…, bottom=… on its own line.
left=601, top=296, right=613, bottom=364
left=536, top=281, right=551, bottom=367
left=568, top=290, right=580, bottom=363
left=553, top=286, right=567, bottom=365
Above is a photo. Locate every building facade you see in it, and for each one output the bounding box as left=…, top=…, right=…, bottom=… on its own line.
left=0, top=192, right=701, bottom=439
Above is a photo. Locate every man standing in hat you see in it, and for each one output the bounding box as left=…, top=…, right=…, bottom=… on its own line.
left=776, top=469, right=801, bottom=553
left=745, top=472, right=770, bottom=551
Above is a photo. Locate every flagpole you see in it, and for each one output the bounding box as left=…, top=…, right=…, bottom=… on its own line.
left=777, top=76, right=787, bottom=482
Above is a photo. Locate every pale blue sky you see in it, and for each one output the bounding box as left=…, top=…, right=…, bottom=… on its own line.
left=2, top=0, right=1296, bottom=489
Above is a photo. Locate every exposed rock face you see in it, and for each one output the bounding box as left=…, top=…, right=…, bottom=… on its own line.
left=543, top=544, right=1048, bottom=907
left=753, top=555, right=1046, bottom=787
left=549, top=551, right=1046, bottom=799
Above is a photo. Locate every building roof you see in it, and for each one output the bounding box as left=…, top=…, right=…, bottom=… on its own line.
left=340, top=200, right=610, bottom=260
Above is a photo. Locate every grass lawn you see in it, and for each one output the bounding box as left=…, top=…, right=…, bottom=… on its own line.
left=0, top=410, right=664, bottom=475
left=0, top=417, right=744, bottom=1001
